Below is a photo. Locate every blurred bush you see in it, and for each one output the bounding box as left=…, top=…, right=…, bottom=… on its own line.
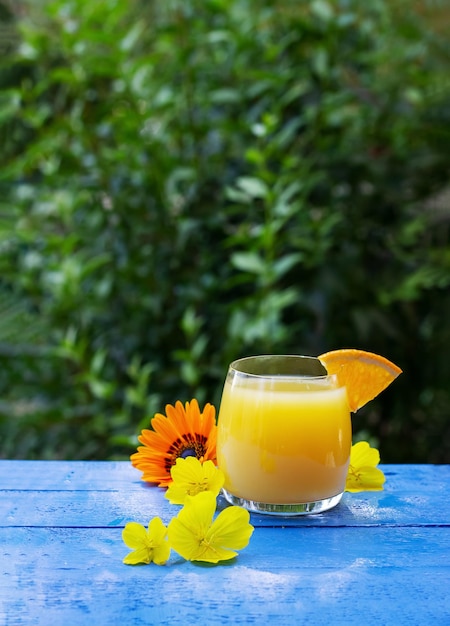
left=0, top=0, right=449, bottom=462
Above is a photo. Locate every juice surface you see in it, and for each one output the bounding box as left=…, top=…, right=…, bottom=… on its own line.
left=217, top=376, right=351, bottom=504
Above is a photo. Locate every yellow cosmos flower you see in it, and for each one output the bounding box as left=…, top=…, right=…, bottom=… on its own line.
left=122, top=517, right=170, bottom=565
left=345, top=441, right=386, bottom=493
left=165, top=457, right=225, bottom=505
left=167, top=491, right=254, bottom=563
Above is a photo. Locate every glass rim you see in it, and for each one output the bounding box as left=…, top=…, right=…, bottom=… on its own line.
left=229, top=354, right=333, bottom=380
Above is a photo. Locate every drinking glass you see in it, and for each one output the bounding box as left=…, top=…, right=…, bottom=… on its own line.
left=216, top=355, right=351, bottom=515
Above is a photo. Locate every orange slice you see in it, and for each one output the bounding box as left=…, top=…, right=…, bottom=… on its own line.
left=318, top=349, right=402, bottom=413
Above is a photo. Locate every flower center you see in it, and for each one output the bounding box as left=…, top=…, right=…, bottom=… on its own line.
left=164, top=433, right=209, bottom=472
left=180, top=448, right=196, bottom=459
left=348, top=464, right=362, bottom=482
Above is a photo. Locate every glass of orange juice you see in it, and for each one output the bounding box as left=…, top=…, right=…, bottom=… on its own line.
left=216, top=355, right=351, bottom=515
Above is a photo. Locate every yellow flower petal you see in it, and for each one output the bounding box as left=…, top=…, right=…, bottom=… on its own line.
left=168, top=492, right=216, bottom=561
left=346, top=466, right=385, bottom=493
left=148, top=518, right=171, bottom=565
left=152, top=541, right=171, bottom=565
left=122, top=522, right=148, bottom=550
left=350, top=441, right=380, bottom=467
left=165, top=457, right=225, bottom=504
left=207, top=506, right=253, bottom=551
left=167, top=492, right=254, bottom=564
left=148, top=517, right=167, bottom=543
left=123, top=547, right=152, bottom=565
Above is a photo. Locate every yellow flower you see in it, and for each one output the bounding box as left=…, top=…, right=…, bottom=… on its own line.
left=167, top=491, right=254, bottom=563
left=122, top=517, right=170, bottom=565
left=165, top=457, right=225, bottom=504
left=345, top=441, right=386, bottom=493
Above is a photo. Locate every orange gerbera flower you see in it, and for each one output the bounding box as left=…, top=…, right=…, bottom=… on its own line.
left=130, top=399, right=217, bottom=487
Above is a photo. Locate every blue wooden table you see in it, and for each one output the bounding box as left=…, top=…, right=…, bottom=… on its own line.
left=1, top=461, right=449, bottom=625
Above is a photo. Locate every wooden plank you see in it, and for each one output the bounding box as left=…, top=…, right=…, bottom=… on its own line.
left=1, top=526, right=449, bottom=626
left=1, top=463, right=450, bottom=529
left=2, top=486, right=450, bottom=529
left=0, top=460, right=140, bottom=491
left=1, top=461, right=449, bottom=494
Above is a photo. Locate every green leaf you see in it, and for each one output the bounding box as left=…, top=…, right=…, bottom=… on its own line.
left=236, top=177, right=269, bottom=199
left=272, top=253, right=302, bottom=279
left=231, top=252, right=266, bottom=275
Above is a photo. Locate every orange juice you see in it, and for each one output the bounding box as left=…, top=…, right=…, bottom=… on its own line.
left=217, top=356, right=351, bottom=513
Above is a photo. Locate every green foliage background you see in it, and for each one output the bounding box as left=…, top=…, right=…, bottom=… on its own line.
left=1, top=0, right=449, bottom=462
